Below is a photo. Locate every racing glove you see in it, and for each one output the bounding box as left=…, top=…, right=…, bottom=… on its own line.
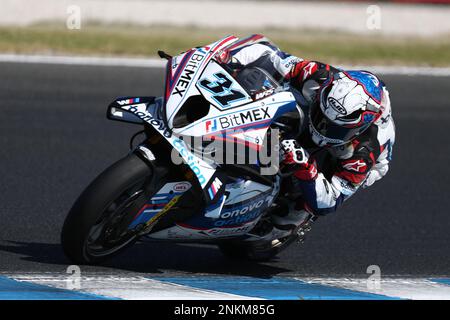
left=281, top=140, right=318, bottom=181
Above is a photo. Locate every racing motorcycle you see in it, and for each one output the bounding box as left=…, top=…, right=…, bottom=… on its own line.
left=61, top=36, right=315, bottom=264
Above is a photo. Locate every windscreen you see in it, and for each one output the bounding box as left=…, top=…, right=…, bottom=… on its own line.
left=235, top=67, right=280, bottom=97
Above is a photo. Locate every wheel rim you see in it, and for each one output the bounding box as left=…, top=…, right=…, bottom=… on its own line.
left=84, top=179, right=147, bottom=258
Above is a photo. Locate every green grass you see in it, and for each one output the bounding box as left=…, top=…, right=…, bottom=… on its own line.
left=0, top=24, right=449, bottom=66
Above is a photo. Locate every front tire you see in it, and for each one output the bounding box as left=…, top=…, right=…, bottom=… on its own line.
left=61, top=153, right=154, bottom=265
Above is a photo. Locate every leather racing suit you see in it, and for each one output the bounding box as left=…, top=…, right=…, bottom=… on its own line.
left=217, top=34, right=396, bottom=216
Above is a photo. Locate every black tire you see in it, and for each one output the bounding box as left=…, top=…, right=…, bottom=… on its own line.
left=61, top=153, right=154, bottom=265
left=218, top=205, right=302, bottom=262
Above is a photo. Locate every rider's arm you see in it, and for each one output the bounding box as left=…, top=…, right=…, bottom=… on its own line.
left=219, top=35, right=303, bottom=78
left=222, top=35, right=338, bottom=89
left=287, top=61, right=340, bottom=103
left=295, top=150, right=376, bottom=215
left=231, top=43, right=302, bottom=78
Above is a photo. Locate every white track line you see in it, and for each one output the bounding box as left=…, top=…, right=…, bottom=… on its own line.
left=341, top=65, right=450, bottom=77
left=6, top=274, right=450, bottom=300
left=0, top=54, right=449, bottom=77
left=10, top=275, right=256, bottom=300
left=304, top=278, right=450, bottom=300
left=0, top=54, right=166, bottom=68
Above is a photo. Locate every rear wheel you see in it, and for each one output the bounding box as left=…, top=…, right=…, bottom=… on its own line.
left=61, top=153, right=157, bottom=264
left=218, top=211, right=314, bottom=261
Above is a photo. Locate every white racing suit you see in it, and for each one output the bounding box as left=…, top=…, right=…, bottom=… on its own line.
left=218, top=34, right=396, bottom=216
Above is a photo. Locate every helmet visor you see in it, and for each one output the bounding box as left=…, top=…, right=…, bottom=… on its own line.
left=310, top=103, right=370, bottom=145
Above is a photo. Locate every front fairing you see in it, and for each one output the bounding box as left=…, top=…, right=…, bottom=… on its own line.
left=126, top=37, right=300, bottom=207
left=165, top=58, right=300, bottom=154
left=162, top=36, right=240, bottom=131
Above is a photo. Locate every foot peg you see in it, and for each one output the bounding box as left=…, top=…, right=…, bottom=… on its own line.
left=295, top=217, right=316, bottom=243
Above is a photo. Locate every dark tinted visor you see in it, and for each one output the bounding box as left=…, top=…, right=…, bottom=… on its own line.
left=310, top=103, right=370, bottom=143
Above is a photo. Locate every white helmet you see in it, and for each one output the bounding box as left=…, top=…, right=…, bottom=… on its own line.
left=309, top=71, right=385, bottom=147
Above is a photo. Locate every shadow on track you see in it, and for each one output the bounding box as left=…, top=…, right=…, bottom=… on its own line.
left=0, top=240, right=292, bottom=277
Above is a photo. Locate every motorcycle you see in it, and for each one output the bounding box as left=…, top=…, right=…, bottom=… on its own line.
left=61, top=35, right=315, bottom=264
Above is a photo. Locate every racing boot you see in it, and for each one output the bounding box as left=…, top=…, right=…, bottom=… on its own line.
left=271, top=199, right=316, bottom=242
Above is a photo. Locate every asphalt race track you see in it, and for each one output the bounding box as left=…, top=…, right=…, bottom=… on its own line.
left=1, top=61, right=449, bottom=280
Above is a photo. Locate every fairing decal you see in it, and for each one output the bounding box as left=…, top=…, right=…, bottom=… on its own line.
left=128, top=182, right=192, bottom=231
left=168, top=180, right=273, bottom=236
left=116, top=100, right=217, bottom=189
left=164, top=36, right=239, bottom=128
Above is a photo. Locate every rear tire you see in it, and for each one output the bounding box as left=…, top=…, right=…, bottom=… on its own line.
left=61, top=153, right=154, bottom=265
left=218, top=205, right=304, bottom=262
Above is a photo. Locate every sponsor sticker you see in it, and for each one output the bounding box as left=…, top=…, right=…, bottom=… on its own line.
left=328, top=97, right=347, bottom=115
left=173, top=138, right=207, bottom=187
left=205, top=119, right=218, bottom=133
left=203, top=224, right=253, bottom=236
left=254, top=89, right=275, bottom=100
left=208, top=177, right=223, bottom=200
left=174, top=182, right=191, bottom=192
left=213, top=195, right=271, bottom=227
left=141, top=195, right=181, bottom=232
left=172, top=51, right=206, bottom=98
left=122, top=104, right=172, bottom=138
left=217, top=107, right=270, bottom=130
left=116, top=97, right=140, bottom=105
left=342, top=159, right=367, bottom=173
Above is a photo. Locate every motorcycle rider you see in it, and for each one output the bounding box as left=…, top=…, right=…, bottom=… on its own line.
left=216, top=34, right=395, bottom=234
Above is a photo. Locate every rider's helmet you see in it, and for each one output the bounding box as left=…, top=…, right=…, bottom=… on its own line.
left=309, top=71, right=385, bottom=147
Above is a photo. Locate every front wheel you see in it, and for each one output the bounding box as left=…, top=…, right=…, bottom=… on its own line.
left=61, top=153, right=155, bottom=264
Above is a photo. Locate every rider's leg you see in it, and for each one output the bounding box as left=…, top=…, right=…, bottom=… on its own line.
left=271, top=197, right=315, bottom=230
